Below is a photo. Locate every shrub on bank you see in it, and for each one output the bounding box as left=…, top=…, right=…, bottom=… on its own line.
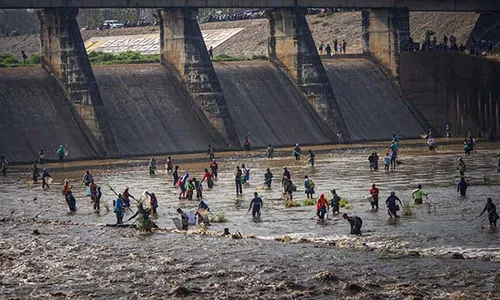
left=88, top=51, right=160, bottom=64
left=0, top=51, right=265, bottom=68
left=27, top=54, right=41, bottom=64
left=0, top=53, right=19, bottom=64
left=0, top=53, right=41, bottom=67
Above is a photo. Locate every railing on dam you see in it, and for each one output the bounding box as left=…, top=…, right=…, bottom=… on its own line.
left=1, top=0, right=500, bottom=11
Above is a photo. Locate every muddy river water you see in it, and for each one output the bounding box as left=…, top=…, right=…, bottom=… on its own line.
left=1, top=139, right=499, bottom=299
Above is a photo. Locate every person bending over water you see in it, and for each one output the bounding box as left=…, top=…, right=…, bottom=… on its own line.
left=343, top=213, right=362, bottom=235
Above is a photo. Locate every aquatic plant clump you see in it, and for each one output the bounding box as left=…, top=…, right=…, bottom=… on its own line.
left=402, top=200, right=414, bottom=216
left=285, top=200, right=301, bottom=207
left=302, top=199, right=316, bottom=206
left=339, top=199, right=352, bottom=210
left=210, top=212, right=228, bottom=223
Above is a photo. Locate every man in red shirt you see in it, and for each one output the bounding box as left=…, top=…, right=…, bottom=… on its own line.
left=316, top=194, right=329, bottom=221
left=369, top=183, right=379, bottom=210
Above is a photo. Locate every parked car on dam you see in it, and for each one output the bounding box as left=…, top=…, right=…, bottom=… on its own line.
left=102, top=20, right=124, bottom=29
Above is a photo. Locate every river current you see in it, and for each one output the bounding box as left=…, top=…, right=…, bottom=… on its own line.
left=1, top=139, right=499, bottom=299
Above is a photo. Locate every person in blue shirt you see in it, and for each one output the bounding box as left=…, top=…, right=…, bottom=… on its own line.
left=389, top=142, right=399, bottom=170
left=114, top=194, right=125, bottom=224
left=197, top=200, right=211, bottom=225
left=386, top=191, right=402, bottom=218
left=198, top=200, right=210, bottom=212
left=392, top=132, right=399, bottom=142
left=42, top=169, right=51, bottom=189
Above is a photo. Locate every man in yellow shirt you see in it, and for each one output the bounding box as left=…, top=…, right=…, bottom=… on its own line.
left=411, top=184, right=426, bottom=204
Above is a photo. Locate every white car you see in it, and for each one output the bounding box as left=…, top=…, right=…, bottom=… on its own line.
left=102, top=20, right=124, bottom=29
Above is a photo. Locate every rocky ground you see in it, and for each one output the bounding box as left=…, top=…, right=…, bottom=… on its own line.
left=0, top=12, right=481, bottom=59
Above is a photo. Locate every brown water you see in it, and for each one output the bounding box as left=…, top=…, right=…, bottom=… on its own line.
left=1, top=139, right=499, bottom=299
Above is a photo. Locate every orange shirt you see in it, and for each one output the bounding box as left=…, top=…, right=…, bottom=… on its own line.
left=62, top=184, right=72, bottom=195
left=317, top=197, right=329, bottom=210
left=90, top=182, right=97, bottom=193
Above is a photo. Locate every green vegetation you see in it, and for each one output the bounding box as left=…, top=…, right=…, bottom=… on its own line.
left=88, top=51, right=160, bottom=64
left=251, top=54, right=268, bottom=60
left=210, top=211, right=228, bottom=223
left=402, top=200, right=414, bottom=216
left=0, top=53, right=41, bottom=68
left=339, top=199, right=352, bottom=210
left=285, top=200, right=301, bottom=207
left=0, top=51, right=267, bottom=68
left=424, top=30, right=436, bottom=37
left=302, top=199, right=316, bottom=206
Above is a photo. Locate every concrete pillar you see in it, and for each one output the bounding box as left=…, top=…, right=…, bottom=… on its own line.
left=267, top=8, right=347, bottom=141
left=158, top=8, right=238, bottom=147
left=37, top=8, right=117, bottom=155
left=362, top=8, right=410, bottom=78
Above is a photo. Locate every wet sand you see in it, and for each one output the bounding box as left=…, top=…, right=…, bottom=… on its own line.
left=1, top=139, right=499, bottom=299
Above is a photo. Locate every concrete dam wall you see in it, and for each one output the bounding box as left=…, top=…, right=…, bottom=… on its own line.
left=400, top=51, right=500, bottom=137
left=0, top=68, right=99, bottom=162
left=324, top=58, right=426, bottom=141
left=214, top=61, right=331, bottom=148
left=92, top=64, right=221, bottom=156
left=1, top=58, right=438, bottom=162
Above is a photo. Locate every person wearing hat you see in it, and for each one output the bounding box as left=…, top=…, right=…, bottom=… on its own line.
left=248, top=192, right=263, bottom=219
left=386, top=191, right=402, bottom=218
left=369, top=183, right=380, bottom=210
left=343, top=213, right=362, bottom=235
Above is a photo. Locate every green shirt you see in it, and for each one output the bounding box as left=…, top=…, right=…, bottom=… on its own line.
left=412, top=189, right=424, bottom=199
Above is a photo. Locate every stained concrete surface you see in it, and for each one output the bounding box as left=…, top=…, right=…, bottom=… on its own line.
left=0, top=68, right=99, bottom=162
left=215, top=61, right=331, bottom=148
left=400, top=51, right=500, bottom=137
left=93, top=64, right=220, bottom=156
left=324, top=58, right=426, bottom=141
